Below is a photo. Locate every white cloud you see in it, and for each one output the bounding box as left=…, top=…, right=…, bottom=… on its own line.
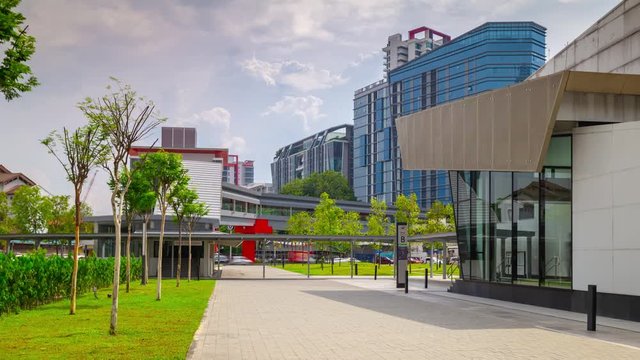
left=240, top=57, right=347, bottom=92
left=176, top=107, right=246, bottom=154
left=263, top=95, right=325, bottom=132
left=349, top=51, right=380, bottom=67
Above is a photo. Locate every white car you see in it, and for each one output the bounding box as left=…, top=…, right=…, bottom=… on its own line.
left=230, top=256, right=254, bottom=265
left=213, top=253, right=229, bottom=263
left=332, top=257, right=360, bottom=263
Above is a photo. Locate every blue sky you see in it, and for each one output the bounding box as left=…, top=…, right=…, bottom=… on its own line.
left=0, top=0, right=619, bottom=214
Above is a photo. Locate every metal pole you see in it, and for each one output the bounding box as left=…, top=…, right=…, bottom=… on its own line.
left=374, top=265, right=378, bottom=280
left=307, top=240, right=310, bottom=279
left=262, top=239, right=266, bottom=279
left=141, top=221, right=147, bottom=285
left=355, top=263, right=358, bottom=276
left=587, top=284, right=597, bottom=331
left=171, top=241, right=174, bottom=278
left=350, top=240, right=354, bottom=279
left=442, top=241, right=447, bottom=280
left=425, top=268, right=428, bottom=288
left=430, top=242, right=434, bottom=278
left=404, top=270, right=409, bottom=294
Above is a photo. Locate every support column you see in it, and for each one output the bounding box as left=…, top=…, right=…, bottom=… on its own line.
left=204, top=240, right=211, bottom=277
left=350, top=241, right=354, bottom=279
left=262, top=239, right=266, bottom=279
left=430, top=242, right=434, bottom=278
left=442, top=241, right=447, bottom=280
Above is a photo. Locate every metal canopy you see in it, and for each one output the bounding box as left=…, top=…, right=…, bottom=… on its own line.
left=396, top=70, right=640, bottom=172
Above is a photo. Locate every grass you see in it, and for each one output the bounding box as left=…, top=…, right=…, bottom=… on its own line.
left=0, top=279, right=215, bottom=360
left=272, top=261, right=459, bottom=277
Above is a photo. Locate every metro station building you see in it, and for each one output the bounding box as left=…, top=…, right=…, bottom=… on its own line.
left=396, top=0, right=640, bottom=321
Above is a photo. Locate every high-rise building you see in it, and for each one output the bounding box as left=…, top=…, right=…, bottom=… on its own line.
left=239, top=160, right=254, bottom=186
left=354, top=22, right=546, bottom=208
left=271, top=124, right=353, bottom=193
left=383, top=26, right=451, bottom=75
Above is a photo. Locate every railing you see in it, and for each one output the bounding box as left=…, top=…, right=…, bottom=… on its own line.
left=545, top=256, right=560, bottom=278
left=448, top=262, right=459, bottom=283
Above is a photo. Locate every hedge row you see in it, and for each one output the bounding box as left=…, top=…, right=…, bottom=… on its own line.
left=0, top=251, right=141, bottom=316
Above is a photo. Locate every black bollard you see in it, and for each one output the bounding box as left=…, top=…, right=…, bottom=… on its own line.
left=425, top=268, right=428, bottom=288
left=331, top=257, right=334, bottom=275
left=405, top=270, right=409, bottom=294
left=282, top=255, right=285, bottom=268
left=587, top=284, right=597, bottom=331
left=355, top=263, right=358, bottom=276
left=374, top=265, right=378, bottom=280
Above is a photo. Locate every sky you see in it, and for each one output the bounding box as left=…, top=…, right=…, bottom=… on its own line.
left=0, top=0, right=620, bottom=214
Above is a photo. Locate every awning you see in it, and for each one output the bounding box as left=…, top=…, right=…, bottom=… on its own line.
left=396, top=70, right=640, bottom=172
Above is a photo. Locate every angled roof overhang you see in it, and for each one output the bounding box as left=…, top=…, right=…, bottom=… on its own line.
left=396, top=71, right=640, bottom=172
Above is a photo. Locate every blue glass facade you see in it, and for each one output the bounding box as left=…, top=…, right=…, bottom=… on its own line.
left=353, top=22, right=546, bottom=208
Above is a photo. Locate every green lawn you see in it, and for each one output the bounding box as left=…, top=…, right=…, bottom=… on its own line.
left=0, top=279, right=215, bottom=360
left=272, top=262, right=459, bottom=277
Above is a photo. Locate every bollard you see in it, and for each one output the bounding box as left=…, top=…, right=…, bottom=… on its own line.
left=374, top=265, right=378, bottom=280
left=425, top=268, right=428, bottom=288
left=355, top=263, right=358, bottom=276
left=404, top=270, right=409, bottom=294
left=331, top=257, right=334, bottom=275
left=587, top=284, right=597, bottom=331
left=282, top=255, right=285, bottom=269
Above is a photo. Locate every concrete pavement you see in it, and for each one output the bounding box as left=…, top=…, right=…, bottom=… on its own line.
left=188, top=265, right=640, bottom=359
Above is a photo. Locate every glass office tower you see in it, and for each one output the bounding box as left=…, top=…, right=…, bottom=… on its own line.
left=451, top=136, right=572, bottom=288
left=354, top=22, right=546, bottom=208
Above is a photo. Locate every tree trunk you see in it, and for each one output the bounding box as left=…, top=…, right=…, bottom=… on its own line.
left=142, top=217, right=148, bottom=285
left=109, top=201, right=122, bottom=336
left=156, top=207, right=166, bottom=301
left=126, top=221, right=131, bottom=293
left=69, top=193, right=81, bottom=315
left=188, top=227, right=192, bottom=282
left=176, top=221, right=182, bottom=287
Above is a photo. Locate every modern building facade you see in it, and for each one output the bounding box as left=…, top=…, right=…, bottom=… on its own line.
left=223, top=155, right=256, bottom=187
left=354, top=22, right=546, bottom=208
left=271, top=124, right=353, bottom=193
left=396, top=0, right=640, bottom=321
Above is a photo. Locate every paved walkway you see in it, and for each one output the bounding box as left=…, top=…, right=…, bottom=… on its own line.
left=188, top=265, right=640, bottom=359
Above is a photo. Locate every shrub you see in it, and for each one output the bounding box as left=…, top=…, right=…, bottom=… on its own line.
left=0, top=251, right=141, bottom=316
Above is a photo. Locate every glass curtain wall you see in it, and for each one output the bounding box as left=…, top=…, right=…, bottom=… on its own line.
left=452, top=136, right=572, bottom=288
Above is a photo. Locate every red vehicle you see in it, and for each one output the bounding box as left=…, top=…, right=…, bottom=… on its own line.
left=409, top=257, right=422, bottom=264
left=376, top=256, right=394, bottom=264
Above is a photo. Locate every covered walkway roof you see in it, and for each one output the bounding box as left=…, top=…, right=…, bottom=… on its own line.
left=396, top=70, right=640, bottom=172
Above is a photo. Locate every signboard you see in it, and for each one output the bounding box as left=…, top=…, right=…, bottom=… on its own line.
left=396, top=223, right=408, bottom=288
left=398, top=225, right=408, bottom=248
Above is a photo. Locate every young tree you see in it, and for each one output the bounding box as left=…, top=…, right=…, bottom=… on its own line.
left=127, top=166, right=156, bottom=286
left=81, top=79, right=163, bottom=335
left=11, top=185, right=52, bottom=248
left=394, top=193, right=421, bottom=235
left=184, top=201, right=208, bottom=282
left=42, top=124, right=108, bottom=315
left=169, top=178, right=196, bottom=287
left=367, top=198, right=390, bottom=265
left=0, top=0, right=39, bottom=101
left=46, top=195, right=72, bottom=256
left=286, top=211, right=313, bottom=235
left=313, top=192, right=347, bottom=262
left=138, top=151, right=186, bottom=300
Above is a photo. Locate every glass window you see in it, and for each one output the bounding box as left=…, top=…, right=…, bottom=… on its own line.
left=513, top=172, right=540, bottom=286
left=543, top=167, right=572, bottom=288
left=491, top=172, right=512, bottom=283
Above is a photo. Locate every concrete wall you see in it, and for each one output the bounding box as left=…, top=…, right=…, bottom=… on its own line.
left=533, top=0, right=640, bottom=77
left=573, top=122, right=640, bottom=296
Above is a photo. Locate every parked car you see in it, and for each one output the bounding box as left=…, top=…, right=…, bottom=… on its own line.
left=409, top=257, right=422, bottom=264
left=376, top=256, right=394, bottom=264
left=449, top=256, right=459, bottom=264
left=230, top=256, right=254, bottom=265
left=332, top=257, right=360, bottom=263
left=213, top=253, right=229, bottom=263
